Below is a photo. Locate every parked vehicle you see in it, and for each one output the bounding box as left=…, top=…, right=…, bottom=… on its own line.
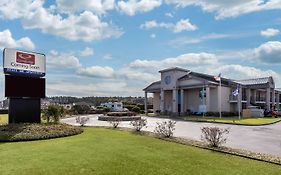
left=247, top=106, right=264, bottom=117
left=264, top=109, right=279, bottom=117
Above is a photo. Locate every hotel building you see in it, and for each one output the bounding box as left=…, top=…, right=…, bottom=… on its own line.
left=143, top=67, right=280, bottom=115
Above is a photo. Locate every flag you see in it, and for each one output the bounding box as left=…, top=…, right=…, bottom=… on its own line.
left=214, top=73, right=221, bottom=81
left=232, top=85, right=240, bottom=96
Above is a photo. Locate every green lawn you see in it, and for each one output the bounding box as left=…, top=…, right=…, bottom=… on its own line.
left=184, top=116, right=281, bottom=125
left=0, top=114, right=8, bottom=124
left=0, top=128, right=280, bottom=175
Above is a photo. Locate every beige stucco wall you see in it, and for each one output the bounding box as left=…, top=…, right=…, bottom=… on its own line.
left=153, top=92, right=160, bottom=113
left=209, top=86, right=231, bottom=112
left=184, top=89, right=201, bottom=112
left=221, top=86, right=231, bottom=112
left=209, top=87, right=218, bottom=112
left=161, top=70, right=187, bottom=90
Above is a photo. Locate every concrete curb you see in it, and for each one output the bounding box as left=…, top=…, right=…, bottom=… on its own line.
left=182, top=118, right=281, bottom=126
left=146, top=116, right=281, bottom=126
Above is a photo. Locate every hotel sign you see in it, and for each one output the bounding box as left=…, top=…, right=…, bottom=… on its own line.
left=3, top=48, right=46, bottom=77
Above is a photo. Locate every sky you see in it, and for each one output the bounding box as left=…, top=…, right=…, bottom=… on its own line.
left=0, top=0, right=281, bottom=99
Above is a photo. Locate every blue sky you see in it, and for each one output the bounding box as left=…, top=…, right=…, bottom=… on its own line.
left=0, top=0, right=281, bottom=99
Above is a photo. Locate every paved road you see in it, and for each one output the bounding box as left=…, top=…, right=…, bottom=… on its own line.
left=62, top=115, right=281, bottom=157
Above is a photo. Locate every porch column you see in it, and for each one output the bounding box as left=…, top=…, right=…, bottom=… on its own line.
left=252, top=89, right=257, bottom=102
left=246, top=88, right=251, bottom=107
left=272, top=89, right=275, bottom=109
left=206, top=86, right=210, bottom=112
left=217, top=85, right=221, bottom=116
left=172, top=89, right=178, bottom=113
left=180, top=89, right=184, bottom=114
left=144, top=92, right=148, bottom=115
left=160, top=89, right=165, bottom=112
left=266, top=87, right=270, bottom=111
left=276, top=92, right=280, bottom=110
left=238, top=86, right=242, bottom=113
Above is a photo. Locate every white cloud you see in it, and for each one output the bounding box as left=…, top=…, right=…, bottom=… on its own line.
left=118, top=0, right=162, bottom=16
left=0, top=0, right=43, bottom=19
left=0, top=29, right=35, bottom=50
left=140, top=18, right=197, bottom=33
left=165, top=12, right=173, bottom=17
left=103, top=54, right=113, bottom=60
left=22, top=9, right=123, bottom=42
left=173, top=19, right=197, bottom=32
left=260, top=28, right=280, bottom=37
left=165, top=0, right=281, bottom=20
left=47, top=50, right=81, bottom=69
left=254, top=41, right=281, bottom=63
left=129, top=52, right=217, bottom=70
left=55, top=0, right=115, bottom=15
left=47, top=81, right=134, bottom=97
left=80, top=47, right=94, bottom=57
left=211, top=64, right=281, bottom=87
left=169, top=33, right=230, bottom=46
left=119, top=67, right=159, bottom=82
left=140, top=20, right=159, bottom=29
left=77, top=66, right=114, bottom=78
left=0, top=1, right=123, bottom=42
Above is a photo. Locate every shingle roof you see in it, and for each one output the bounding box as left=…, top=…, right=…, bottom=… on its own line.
left=234, top=77, right=270, bottom=85
left=159, top=67, right=189, bottom=73
left=143, top=81, right=161, bottom=91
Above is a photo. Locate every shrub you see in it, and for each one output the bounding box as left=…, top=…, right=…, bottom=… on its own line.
left=201, top=127, right=230, bottom=147
left=130, top=118, right=147, bottom=132
left=43, top=104, right=63, bottom=123
left=72, top=104, right=91, bottom=114
left=104, top=107, right=111, bottom=112
left=154, top=120, right=176, bottom=138
left=107, top=112, right=136, bottom=116
left=0, top=123, right=83, bottom=142
left=131, top=106, right=141, bottom=113
left=108, top=119, right=121, bottom=128
left=124, top=105, right=135, bottom=111
left=76, top=116, right=90, bottom=126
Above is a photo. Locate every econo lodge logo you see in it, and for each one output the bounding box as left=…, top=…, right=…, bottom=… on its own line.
left=16, top=52, right=35, bottom=65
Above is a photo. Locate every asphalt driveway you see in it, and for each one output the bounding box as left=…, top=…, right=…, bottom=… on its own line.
left=62, top=115, right=281, bottom=157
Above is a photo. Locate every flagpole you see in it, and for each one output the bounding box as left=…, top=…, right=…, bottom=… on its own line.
left=219, top=78, right=222, bottom=118
left=238, top=85, right=241, bottom=120
left=202, top=84, right=205, bottom=118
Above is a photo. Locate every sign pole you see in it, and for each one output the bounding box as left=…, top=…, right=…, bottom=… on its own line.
left=219, top=78, right=222, bottom=118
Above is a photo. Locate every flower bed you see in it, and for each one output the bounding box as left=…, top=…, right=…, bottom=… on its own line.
left=0, top=123, right=83, bottom=142
left=98, top=116, right=141, bottom=121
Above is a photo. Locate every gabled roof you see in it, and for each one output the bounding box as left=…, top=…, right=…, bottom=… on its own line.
left=178, top=71, right=234, bottom=86
left=143, top=81, right=161, bottom=92
left=159, top=67, right=189, bottom=73
left=234, top=77, right=271, bottom=85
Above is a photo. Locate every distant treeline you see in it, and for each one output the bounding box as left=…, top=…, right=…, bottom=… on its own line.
left=46, top=96, right=146, bottom=106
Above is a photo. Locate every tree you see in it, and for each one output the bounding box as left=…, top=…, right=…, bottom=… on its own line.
left=132, top=106, right=141, bottom=113
left=72, top=104, right=91, bottom=114
left=43, top=104, right=63, bottom=123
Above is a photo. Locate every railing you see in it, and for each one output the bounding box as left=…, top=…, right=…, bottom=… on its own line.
left=252, top=97, right=266, bottom=102
left=229, top=95, right=238, bottom=101
left=229, top=95, right=247, bottom=101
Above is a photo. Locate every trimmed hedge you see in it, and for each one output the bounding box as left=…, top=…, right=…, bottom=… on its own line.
left=0, top=123, right=83, bottom=142
left=107, top=112, right=136, bottom=116
left=0, top=109, right=8, bottom=114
